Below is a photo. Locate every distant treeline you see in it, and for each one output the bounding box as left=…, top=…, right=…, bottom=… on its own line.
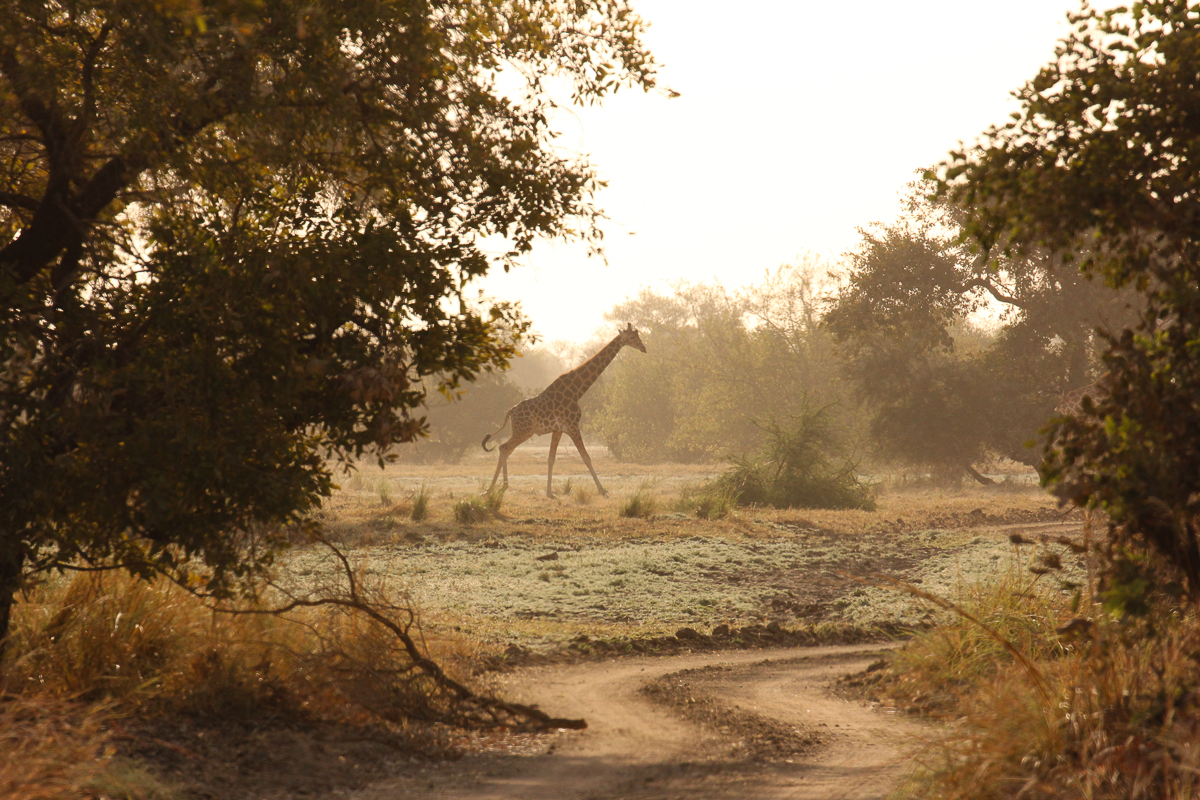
left=410, top=180, right=1137, bottom=484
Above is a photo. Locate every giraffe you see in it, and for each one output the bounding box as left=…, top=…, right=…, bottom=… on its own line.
left=482, top=323, right=646, bottom=498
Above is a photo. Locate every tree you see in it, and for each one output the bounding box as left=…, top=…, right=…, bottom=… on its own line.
left=939, top=1, right=1200, bottom=605
left=825, top=180, right=1138, bottom=482
left=592, top=260, right=852, bottom=463
left=0, top=0, right=656, bottom=645
left=405, top=372, right=526, bottom=464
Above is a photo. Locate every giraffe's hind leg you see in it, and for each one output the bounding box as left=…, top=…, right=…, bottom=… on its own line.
left=488, top=433, right=530, bottom=495
left=568, top=431, right=608, bottom=498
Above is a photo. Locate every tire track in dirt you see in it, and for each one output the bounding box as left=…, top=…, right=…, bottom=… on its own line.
left=356, top=645, right=921, bottom=800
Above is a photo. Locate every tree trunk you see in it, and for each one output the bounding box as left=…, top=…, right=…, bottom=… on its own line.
left=963, top=463, right=996, bottom=486
left=0, top=536, right=24, bottom=659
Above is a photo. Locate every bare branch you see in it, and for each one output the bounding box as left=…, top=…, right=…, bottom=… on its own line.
left=211, top=530, right=587, bottom=732
left=0, top=192, right=39, bottom=211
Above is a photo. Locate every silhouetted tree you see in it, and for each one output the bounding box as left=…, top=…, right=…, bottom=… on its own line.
left=0, top=0, right=656, bottom=646
left=941, top=1, right=1200, bottom=608
left=825, top=180, right=1137, bottom=482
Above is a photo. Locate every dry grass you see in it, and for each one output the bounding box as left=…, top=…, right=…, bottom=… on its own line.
left=852, top=532, right=1200, bottom=800
left=891, top=617, right=1200, bottom=800
left=3, top=449, right=1071, bottom=799
left=0, top=566, right=490, bottom=799
left=0, top=695, right=170, bottom=800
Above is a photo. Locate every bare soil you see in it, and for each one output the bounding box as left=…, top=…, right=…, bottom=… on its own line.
left=351, top=645, right=921, bottom=800
left=127, top=449, right=1084, bottom=799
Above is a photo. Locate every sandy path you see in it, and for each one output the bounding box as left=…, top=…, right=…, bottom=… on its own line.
left=356, top=645, right=922, bottom=800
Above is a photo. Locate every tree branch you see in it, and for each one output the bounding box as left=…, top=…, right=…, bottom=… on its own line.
left=75, top=20, right=117, bottom=142
left=0, top=192, right=39, bottom=212
left=213, top=531, right=587, bottom=732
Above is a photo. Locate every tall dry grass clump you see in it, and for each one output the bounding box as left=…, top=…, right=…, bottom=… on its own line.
left=0, top=562, right=549, bottom=799
left=454, top=486, right=505, bottom=524
left=618, top=482, right=657, bottom=518
left=896, top=616, right=1200, bottom=800
left=0, top=695, right=169, bottom=800
left=863, top=544, right=1200, bottom=799
left=2, top=569, right=484, bottom=723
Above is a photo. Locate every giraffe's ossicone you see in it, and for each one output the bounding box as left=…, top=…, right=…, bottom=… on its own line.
left=482, top=323, right=646, bottom=498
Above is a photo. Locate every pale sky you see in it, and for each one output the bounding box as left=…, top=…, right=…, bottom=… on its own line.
left=480, top=1, right=1103, bottom=345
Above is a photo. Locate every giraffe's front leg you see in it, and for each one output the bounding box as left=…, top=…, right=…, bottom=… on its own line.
left=546, top=430, right=563, bottom=498
left=568, top=432, right=608, bottom=498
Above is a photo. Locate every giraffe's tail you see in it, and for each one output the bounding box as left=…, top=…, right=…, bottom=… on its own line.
left=482, top=410, right=512, bottom=452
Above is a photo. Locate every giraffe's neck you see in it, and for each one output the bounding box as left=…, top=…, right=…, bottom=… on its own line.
left=557, top=336, right=623, bottom=399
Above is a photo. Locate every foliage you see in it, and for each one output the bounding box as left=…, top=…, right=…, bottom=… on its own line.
left=941, top=1, right=1200, bottom=608
left=617, top=484, right=657, bottom=518
left=825, top=179, right=1138, bottom=482
left=0, top=0, right=657, bottom=644
left=453, top=487, right=504, bottom=524
left=706, top=408, right=875, bottom=511
left=404, top=372, right=527, bottom=464
left=593, top=258, right=854, bottom=463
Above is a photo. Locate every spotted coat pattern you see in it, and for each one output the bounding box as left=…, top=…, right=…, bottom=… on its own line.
left=483, top=324, right=646, bottom=498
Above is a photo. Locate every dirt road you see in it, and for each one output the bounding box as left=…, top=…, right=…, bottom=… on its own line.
left=357, top=645, right=921, bottom=800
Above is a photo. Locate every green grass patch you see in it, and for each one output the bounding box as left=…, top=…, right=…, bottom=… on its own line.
left=411, top=483, right=430, bottom=522
left=619, top=484, right=657, bottom=518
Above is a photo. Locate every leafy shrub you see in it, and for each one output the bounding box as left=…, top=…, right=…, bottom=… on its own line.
left=707, top=410, right=875, bottom=511
left=618, top=485, right=657, bottom=518
left=453, top=487, right=504, bottom=524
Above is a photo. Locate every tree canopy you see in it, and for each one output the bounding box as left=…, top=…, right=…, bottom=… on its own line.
left=592, top=261, right=851, bottom=463
left=0, top=0, right=656, bottom=643
left=825, top=180, right=1138, bottom=482
left=939, top=0, right=1200, bottom=606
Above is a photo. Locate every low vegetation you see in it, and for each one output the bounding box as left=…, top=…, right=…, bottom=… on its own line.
left=702, top=411, right=875, bottom=511
left=453, top=486, right=506, bottom=524
left=854, top=539, right=1200, bottom=799
left=618, top=483, right=658, bottom=518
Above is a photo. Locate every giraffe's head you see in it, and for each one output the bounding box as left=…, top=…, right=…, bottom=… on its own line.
left=617, top=322, right=647, bottom=353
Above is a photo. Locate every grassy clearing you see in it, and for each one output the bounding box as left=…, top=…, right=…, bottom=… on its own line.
left=305, top=449, right=1069, bottom=655
left=4, top=449, right=1070, bottom=799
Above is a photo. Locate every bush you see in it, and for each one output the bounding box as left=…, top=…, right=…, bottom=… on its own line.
left=707, top=410, right=875, bottom=511
left=618, top=485, right=657, bottom=518
left=453, top=487, right=504, bottom=524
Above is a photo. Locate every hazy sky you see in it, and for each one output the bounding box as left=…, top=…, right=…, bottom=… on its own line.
left=479, top=0, right=1103, bottom=345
